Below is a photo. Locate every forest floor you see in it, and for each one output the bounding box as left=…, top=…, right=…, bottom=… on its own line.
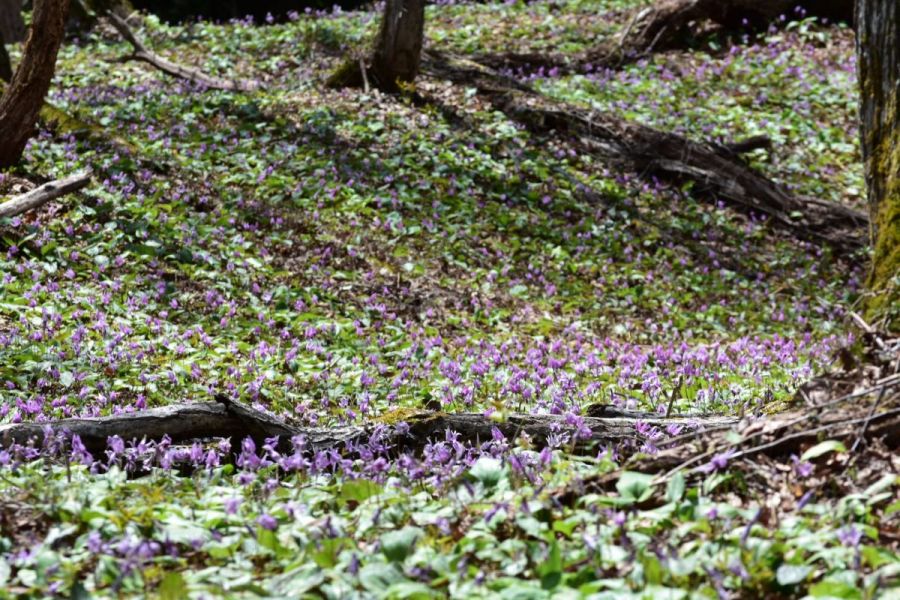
left=0, top=1, right=897, bottom=597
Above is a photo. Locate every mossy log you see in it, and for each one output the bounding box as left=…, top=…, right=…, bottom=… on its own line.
left=556, top=377, right=900, bottom=504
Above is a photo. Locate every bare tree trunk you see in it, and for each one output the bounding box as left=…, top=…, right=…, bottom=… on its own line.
left=0, top=34, right=10, bottom=82
left=328, top=0, right=425, bottom=93
left=0, top=0, right=70, bottom=168
left=0, top=0, right=25, bottom=43
left=857, top=0, right=899, bottom=331
left=370, top=0, right=425, bottom=91
left=0, top=0, right=23, bottom=81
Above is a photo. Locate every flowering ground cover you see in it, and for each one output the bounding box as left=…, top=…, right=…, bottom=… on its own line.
left=0, top=2, right=897, bottom=597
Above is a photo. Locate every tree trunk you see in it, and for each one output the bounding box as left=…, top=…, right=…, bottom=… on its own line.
left=0, top=0, right=24, bottom=43
left=0, top=0, right=70, bottom=169
left=0, top=34, right=10, bottom=82
left=857, top=0, right=899, bottom=332
left=370, top=0, right=425, bottom=91
left=329, top=0, right=425, bottom=92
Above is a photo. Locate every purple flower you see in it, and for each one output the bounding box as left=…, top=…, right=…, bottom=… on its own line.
left=257, top=514, right=278, bottom=531
left=791, top=454, right=814, bottom=478
left=837, top=525, right=862, bottom=547
left=700, top=450, right=737, bottom=473
left=224, top=497, right=241, bottom=515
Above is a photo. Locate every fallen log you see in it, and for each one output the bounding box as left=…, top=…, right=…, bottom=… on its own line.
left=422, top=51, right=867, bottom=255
left=0, top=396, right=738, bottom=455
left=0, top=171, right=91, bottom=219
left=106, top=13, right=259, bottom=93
left=475, top=0, right=854, bottom=74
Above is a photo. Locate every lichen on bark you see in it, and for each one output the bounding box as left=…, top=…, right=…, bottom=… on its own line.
left=857, top=0, right=899, bottom=331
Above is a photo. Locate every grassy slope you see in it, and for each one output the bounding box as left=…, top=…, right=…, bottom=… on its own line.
left=0, top=2, right=895, bottom=597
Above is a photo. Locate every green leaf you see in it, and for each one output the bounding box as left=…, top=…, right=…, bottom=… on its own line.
left=158, top=572, right=188, bottom=600
left=509, top=285, right=529, bottom=298
left=340, top=479, right=382, bottom=504
left=380, top=527, right=422, bottom=563
left=469, top=457, right=506, bottom=489
left=538, top=541, right=562, bottom=590
left=311, top=537, right=346, bottom=569
left=801, top=440, right=847, bottom=461
left=776, top=564, right=812, bottom=586
left=360, top=563, right=405, bottom=593
left=59, top=371, right=74, bottom=388
left=616, top=471, right=654, bottom=503
left=808, top=578, right=862, bottom=598
left=863, top=474, right=896, bottom=498
left=666, top=471, right=685, bottom=503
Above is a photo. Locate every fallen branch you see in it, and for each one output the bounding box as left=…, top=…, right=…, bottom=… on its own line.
left=555, top=373, right=900, bottom=505
left=422, top=51, right=867, bottom=255
left=0, top=171, right=92, bottom=219
left=106, top=13, right=259, bottom=93
left=0, top=396, right=738, bottom=455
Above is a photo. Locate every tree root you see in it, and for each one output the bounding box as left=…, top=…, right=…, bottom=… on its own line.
left=421, top=50, right=867, bottom=256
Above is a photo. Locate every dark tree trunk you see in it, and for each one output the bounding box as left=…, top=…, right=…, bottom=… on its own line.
left=0, top=0, right=25, bottom=43
left=370, top=0, right=425, bottom=91
left=0, top=34, right=10, bottom=82
left=857, top=0, right=899, bottom=331
left=0, top=0, right=70, bottom=168
left=328, top=0, right=425, bottom=92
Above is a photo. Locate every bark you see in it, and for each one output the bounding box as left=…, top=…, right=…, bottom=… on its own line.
left=0, top=33, right=10, bottom=82
left=423, top=51, right=868, bottom=255
left=857, top=0, right=900, bottom=332
left=106, top=13, right=259, bottom=92
left=0, top=397, right=738, bottom=455
left=371, top=0, right=425, bottom=91
left=0, top=0, right=70, bottom=169
left=0, top=0, right=24, bottom=43
left=328, top=0, right=425, bottom=93
left=0, top=171, right=91, bottom=219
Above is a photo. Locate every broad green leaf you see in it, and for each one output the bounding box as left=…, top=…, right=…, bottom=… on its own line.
left=666, top=472, right=685, bottom=503
left=381, top=527, right=422, bottom=563
left=776, top=564, right=812, bottom=586
left=469, top=457, right=505, bottom=489
left=801, top=440, right=847, bottom=462
left=158, top=572, right=188, bottom=600
left=616, top=471, right=654, bottom=503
